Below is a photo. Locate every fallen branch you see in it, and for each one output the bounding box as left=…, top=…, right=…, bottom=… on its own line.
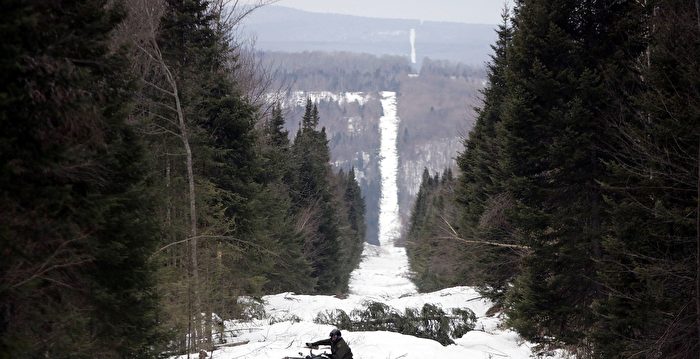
left=213, top=340, right=249, bottom=349
left=439, top=216, right=530, bottom=251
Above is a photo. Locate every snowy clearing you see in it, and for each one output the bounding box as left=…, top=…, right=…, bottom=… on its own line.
left=173, top=92, right=558, bottom=359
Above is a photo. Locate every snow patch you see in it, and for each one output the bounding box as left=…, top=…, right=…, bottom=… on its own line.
left=348, top=91, right=416, bottom=298
left=180, top=287, right=547, bottom=359
left=410, top=28, right=417, bottom=64
left=273, top=91, right=372, bottom=107
left=179, top=91, right=562, bottom=359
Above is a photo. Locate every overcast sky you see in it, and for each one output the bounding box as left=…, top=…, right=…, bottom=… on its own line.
left=261, top=0, right=507, bottom=25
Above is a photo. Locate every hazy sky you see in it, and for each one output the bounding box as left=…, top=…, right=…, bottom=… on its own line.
left=262, top=0, right=507, bottom=25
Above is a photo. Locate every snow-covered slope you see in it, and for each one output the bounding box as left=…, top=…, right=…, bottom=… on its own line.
left=277, top=91, right=373, bottom=108
left=348, top=92, right=416, bottom=298
left=205, top=287, right=533, bottom=359
left=174, top=91, right=552, bottom=359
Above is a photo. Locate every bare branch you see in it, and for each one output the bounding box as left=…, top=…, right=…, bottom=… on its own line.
left=439, top=215, right=530, bottom=251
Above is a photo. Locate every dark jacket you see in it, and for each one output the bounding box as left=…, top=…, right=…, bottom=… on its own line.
left=310, top=337, right=353, bottom=359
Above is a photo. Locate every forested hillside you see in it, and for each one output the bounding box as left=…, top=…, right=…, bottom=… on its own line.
left=396, top=60, right=485, bottom=232
left=0, top=0, right=364, bottom=356
left=407, top=1, right=700, bottom=357
left=261, top=51, right=411, bottom=92
left=262, top=51, right=487, bottom=242
left=243, top=5, right=497, bottom=66
left=4, top=0, right=696, bottom=358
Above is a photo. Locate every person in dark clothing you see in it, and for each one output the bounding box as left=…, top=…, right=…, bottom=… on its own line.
left=306, top=328, right=353, bottom=359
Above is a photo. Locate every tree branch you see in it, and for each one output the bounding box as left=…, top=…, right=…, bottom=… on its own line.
left=439, top=216, right=530, bottom=251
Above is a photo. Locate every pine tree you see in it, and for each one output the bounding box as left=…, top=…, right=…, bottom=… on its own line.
left=594, top=1, right=700, bottom=357
left=0, top=0, right=161, bottom=356
left=257, top=103, right=315, bottom=293
left=407, top=169, right=467, bottom=291
left=499, top=0, right=632, bottom=349
left=455, top=6, right=518, bottom=303
left=289, top=100, right=344, bottom=293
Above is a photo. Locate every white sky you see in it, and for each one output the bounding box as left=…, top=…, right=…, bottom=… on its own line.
left=260, top=0, right=507, bottom=24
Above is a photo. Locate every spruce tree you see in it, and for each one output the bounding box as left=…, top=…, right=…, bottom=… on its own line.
left=135, top=0, right=272, bottom=350
left=407, top=169, right=467, bottom=291
left=290, top=100, right=345, bottom=293
left=455, top=6, right=517, bottom=303
left=594, top=1, right=699, bottom=356
left=0, top=0, right=161, bottom=356
left=336, top=167, right=366, bottom=287
left=499, top=0, right=631, bottom=349
left=257, top=103, right=315, bottom=293
left=344, top=168, right=366, bottom=243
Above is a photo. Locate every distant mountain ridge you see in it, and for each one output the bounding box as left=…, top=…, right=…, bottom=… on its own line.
left=242, top=6, right=497, bottom=66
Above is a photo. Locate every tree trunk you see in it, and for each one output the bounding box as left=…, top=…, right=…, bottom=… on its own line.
left=152, top=39, right=202, bottom=351
left=204, top=245, right=212, bottom=350
left=166, top=156, right=174, bottom=266
left=172, top=78, right=203, bottom=350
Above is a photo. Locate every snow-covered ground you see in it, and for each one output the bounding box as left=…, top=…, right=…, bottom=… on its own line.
left=348, top=92, right=416, bottom=299
left=202, top=287, right=533, bottom=359
left=271, top=91, right=373, bottom=108
left=175, top=91, right=549, bottom=359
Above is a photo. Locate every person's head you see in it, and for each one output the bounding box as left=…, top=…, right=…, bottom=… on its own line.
left=329, top=328, right=341, bottom=342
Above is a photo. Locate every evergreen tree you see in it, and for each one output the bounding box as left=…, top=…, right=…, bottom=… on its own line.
left=335, top=167, right=366, bottom=288
left=344, top=168, right=366, bottom=243
left=268, top=102, right=289, bottom=147
left=289, top=100, right=343, bottom=293
left=257, top=104, right=315, bottom=293
left=594, top=1, right=699, bottom=357
left=408, top=1, right=698, bottom=357
left=455, top=6, right=518, bottom=303
left=134, top=0, right=273, bottom=351
left=0, top=0, right=161, bottom=356
left=141, top=0, right=221, bottom=351
left=499, top=0, right=631, bottom=349
left=407, top=169, right=468, bottom=291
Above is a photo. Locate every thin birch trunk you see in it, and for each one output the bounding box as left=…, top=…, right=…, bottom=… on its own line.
left=204, top=244, right=212, bottom=350
left=174, top=86, right=203, bottom=351
left=147, top=36, right=203, bottom=351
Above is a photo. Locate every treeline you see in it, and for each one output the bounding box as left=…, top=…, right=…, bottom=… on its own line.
left=0, top=0, right=364, bottom=357
left=293, top=98, right=383, bottom=245
left=407, top=1, right=698, bottom=357
left=418, top=58, right=486, bottom=80
left=406, top=168, right=473, bottom=292
left=261, top=51, right=411, bottom=92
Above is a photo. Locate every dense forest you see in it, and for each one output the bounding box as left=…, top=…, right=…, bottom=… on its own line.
left=3, top=0, right=698, bottom=358
left=261, top=50, right=488, bottom=238
left=257, top=50, right=487, bottom=244
left=407, top=1, right=699, bottom=357
left=260, top=51, right=412, bottom=92
left=0, top=0, right=365, bottom=357
left=279, top=95, right=384, bottom=245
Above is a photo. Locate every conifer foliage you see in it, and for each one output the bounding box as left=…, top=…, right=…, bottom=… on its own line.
left=0, top=0, right=161, bottom=356
left=407, top=168, right=469, bottom=292
left=0, top=0, right=366, bottom=356
left=455, top=8, right=519, bottom=304
left=288, top=99, right=365, bottom=294
left=407, top=0, right=699, bottom=357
